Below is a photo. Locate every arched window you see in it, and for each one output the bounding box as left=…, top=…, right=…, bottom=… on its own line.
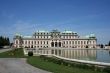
left=51, top=42, right=54, bottom=47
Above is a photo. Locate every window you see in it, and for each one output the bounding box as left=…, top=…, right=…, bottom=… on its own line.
left=69, top=41, right=71, bottom=44
left=41, top=36, right=42, bottom=38
left=22, top=41, right=24, bottom=44
left=75, top=41, right=77, bottom=44
left=34, top=41, right=36, bottom=44
left=81, top=41, right=83, bottom=44
left=28, top=41, right=30, bottom=44
left=63, top=41, right=65, bottom=44
left=25, top=41, right=27, bottom=44
left=84, top=41, right=86, bottom=44
left=69, top=36, right=71, bottom=39
left=47, top=41, right=48, bottom=44
left=38, top=41, right=39, bottom=44
left=66, top=41, right=68, bottom=44
left=16, top=40, right=18, bottom=44
left=44, top=41, right=45, bottom=44
left=41, top=41, right=42, bottom=44
left=78, top=41, right=80, bottom=44
left=72, top=41, right=74, bottom=44
left=67, top=36, right=68, bottom=39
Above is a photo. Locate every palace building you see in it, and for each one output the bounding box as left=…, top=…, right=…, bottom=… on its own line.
left=13, top=30, right=97, bottom=49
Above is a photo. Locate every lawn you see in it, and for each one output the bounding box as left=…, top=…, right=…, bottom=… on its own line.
left=0, top=48, right=26, bottom=58
left=27, top=56, right=107, bottom=73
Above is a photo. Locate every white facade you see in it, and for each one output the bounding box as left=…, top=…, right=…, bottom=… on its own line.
left=13, top=30, right=97, bottom=49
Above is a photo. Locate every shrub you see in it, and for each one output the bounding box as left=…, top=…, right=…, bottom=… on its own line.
left=103, top=67, right=110, bottom=73
left=28, top=51, right=33, bottom=56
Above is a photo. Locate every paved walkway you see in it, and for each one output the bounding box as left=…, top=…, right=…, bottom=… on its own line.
left=0, top=58, right=51, bottom=73
left=0, top=49, right=51, bottom=73
left=0, top=48, right=12, bottom=53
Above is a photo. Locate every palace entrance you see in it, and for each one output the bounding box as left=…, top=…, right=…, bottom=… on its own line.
left=51, top=42, right=61, bottom=47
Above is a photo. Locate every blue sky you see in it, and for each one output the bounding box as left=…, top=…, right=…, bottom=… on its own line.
left=0, top=0, right=110, bottom=44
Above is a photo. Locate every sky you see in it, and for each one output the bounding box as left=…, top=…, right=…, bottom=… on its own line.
left=0, top=0, right=110, bottom=44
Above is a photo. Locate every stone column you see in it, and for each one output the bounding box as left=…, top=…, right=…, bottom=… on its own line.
left=61, top=50, right=63, bottom=57
left=70, top=50, right=73, bottom=59
left=57, top=49, right=59, bottom=56
left=54, top=49, right=55, bottom=55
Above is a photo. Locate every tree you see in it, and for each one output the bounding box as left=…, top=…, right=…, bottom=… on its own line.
left=108, top=41, right=110, bottom=46
left=100, top=44, right=104, bottom=48
left=0, top=36, right=10, bottom=46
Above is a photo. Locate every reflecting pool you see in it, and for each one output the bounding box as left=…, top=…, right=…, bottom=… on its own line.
left=59, top=49, right=110, bottom=63
left=96, top=49, right=110, bottom=63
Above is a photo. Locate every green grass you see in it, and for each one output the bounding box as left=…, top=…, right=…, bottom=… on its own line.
left=27, top=56, right=107, bottom=73
left=0, top=48, right=26, bottom=58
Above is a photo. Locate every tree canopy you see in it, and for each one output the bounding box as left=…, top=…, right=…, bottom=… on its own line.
left=0, top=36, right=10, bottom=46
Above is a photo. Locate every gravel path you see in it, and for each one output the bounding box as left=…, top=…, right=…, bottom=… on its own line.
left=0, top=58, right=51, bottom=73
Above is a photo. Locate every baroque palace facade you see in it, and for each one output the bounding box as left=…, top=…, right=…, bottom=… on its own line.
left=13, top=30, right=97, bottom=49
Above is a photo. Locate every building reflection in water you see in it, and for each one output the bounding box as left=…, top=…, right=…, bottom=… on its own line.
left=53, top=49, right=97, bottom=61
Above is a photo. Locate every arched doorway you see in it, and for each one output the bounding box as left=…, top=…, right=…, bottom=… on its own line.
left=31, top=45, right=33, bottom=48
left=55, top=42, right=57, bottom=47
left=51, top=42, right=54, bottom=47
left=59, top=42, right=61, bottom=47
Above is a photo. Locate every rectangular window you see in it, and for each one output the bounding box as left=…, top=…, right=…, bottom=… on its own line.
left=41, top=36, right=42, bottom=38
left=34, top=41, right=36, bottom=44
left=69, top=41, right=71, bottom=44
left=64, top=41, right=65, bottom=44
left=22, top=41, right=24, bottom=44
left=69, top=36, right=71, bottom=39
left=81, top=41, right=83, bottom=44
left=84, top=41, right=86, bottom=44
left=66, top=41, right=68, bottom=44
left=75, top=41, right=77, bottom=44
left=72, top=41, right=74, bottom=44
left=47, top=41, right=48, bottom=44
left=28, top=41, right=30, bottom=44
left=41, top=41, right=42, bottom=44
left=44, top=41, right=45, bottom=44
